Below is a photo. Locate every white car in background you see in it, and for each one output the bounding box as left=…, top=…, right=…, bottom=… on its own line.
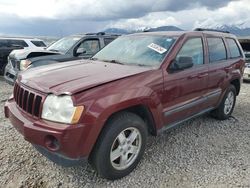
left=0, top=37, right=47, bottom=75
left=0, top=37, right=47, bottom=50
left=238, top=39, right=250, bottom=81
left=243, top=51, right=250, bottom=81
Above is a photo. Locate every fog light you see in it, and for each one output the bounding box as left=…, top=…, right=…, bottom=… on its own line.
left=44, top=135, right=60, bottom=151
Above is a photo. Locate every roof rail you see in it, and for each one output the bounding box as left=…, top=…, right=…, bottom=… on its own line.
left=85, top=33, right=97, bottom=35
left=97, top=32, right=105, bottom=35
left=194, top=28, right=230, bottom=34
left=79, top=32, right=120, bottom=36
left=143, top=28, right=151, bottom=32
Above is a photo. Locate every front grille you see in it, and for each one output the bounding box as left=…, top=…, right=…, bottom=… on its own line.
left=245, top=54, right=250, bottom=58
left=13, top=83, right=43, bottom=117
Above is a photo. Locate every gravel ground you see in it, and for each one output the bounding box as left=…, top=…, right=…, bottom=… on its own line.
left=0, top=76, right=250, bottom=188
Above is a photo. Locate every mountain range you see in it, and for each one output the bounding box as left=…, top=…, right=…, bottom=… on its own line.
left=103, top=25, right=250, bottom=37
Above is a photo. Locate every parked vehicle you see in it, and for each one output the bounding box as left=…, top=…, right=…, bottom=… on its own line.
left=4, top=32, right=119, bottom=84
left=238, top=38, right=250, bottom=80
left=0, top=37, right=46, bottom=75
left=4, top=29, right=245, bottom=180
left=0, top=37, right=46, bottom=50
left=0, top=41, right=23, bottom=75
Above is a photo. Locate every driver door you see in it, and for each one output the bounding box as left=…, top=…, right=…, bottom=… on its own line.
left=162, top=37, right=209, bottom=125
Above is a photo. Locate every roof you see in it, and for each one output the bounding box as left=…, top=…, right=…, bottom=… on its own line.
left=129, top=31, right=186, bottom=37
left=0, top=36, right=43, bottom=40
left=73, top=32, right=120, bottom=37
left=128, top=30, right=236, bottom=38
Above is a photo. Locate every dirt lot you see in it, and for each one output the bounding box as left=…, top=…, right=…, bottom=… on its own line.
left=0, top=76, right=250, bottom=188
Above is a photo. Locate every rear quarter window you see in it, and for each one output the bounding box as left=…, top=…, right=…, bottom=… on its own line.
left=104, top=38, right=116, bottom=46
left=226, top=38, right=242, bottom=58
left=207, top=37, right=227, bottom=63
left=31, top=40, right=46, bottom=47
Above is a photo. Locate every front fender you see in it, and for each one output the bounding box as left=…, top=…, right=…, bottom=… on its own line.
left=78, top=87, right=163, bottom=156
left=92, top=87, right=162, bottom=125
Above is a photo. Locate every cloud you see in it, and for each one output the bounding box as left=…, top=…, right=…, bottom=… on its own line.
left=0, top=14, right=108, bottom=36
left=0, top=0, right=247, bottom=36
left=108, top=0, right=250, bottom=30
left=193, top=0, right=250, bottom=28
left=107, top=13, right=181, bottom=30
left=0, top=0, right=236, bottom=21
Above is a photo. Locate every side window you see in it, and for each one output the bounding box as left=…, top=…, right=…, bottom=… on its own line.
left=104, top=38, right=115, bottom=46
left=0, top=39, right=9, bottom=48
left=207, top=38, right=227, bottom=63
left=226, top=38, right=242, bottom=58
left=77, top=39, right=100, bottom=55
left=176, top=38, right=204, bottom=66
left=8, top=40, right=28, bottom=47
left=31, top=40, right=46, bottom=47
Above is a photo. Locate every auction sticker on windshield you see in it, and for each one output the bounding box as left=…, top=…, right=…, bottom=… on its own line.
left=147, top=43, right=167, bottom=54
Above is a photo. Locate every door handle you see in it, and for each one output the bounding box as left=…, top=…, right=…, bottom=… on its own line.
left=187, top=75, right=198, bottom=79
left=187, top=73, right=208, bottom=79
left=197, top=73, right=208, bottom=78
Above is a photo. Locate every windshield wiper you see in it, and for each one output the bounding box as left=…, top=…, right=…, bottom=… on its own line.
left=90, top=57, right=99, bottom=61
left=102, top=59, right=124, bottom=65
left=129, top=63, right=149, bottom=67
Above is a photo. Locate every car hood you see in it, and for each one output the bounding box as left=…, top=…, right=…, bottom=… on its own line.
left=29, top=54, right=73, bottom=63
left=9, top=48, right=60, bottom=60
left=18, top=60, right=152, bottom=95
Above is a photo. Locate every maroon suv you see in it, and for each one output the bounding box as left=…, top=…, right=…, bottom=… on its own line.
left=4, top=29, right=245, bottom=180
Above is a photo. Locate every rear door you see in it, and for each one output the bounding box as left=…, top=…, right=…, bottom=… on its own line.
left=205, top=36, right=245, bottom=109
left=204, top=36, right=234, bottom=108
left=162, top=35, right=209, bottom=125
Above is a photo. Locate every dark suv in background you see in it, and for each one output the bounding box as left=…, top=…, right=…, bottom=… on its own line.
left=5, top=29, right=245, bottom=179
left=4, top=32, right=119, bottom=84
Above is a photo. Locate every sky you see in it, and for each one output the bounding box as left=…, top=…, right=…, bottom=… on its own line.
left=0, top=0, right=249, bottom=37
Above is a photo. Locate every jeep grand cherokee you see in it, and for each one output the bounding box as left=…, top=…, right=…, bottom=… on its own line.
left=4, top=29, right=245, bottom=180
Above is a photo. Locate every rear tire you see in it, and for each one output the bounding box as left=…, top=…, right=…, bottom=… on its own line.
left=212, top=84, right=236, bottom=120
left=90, top=112, right=147, bottom=180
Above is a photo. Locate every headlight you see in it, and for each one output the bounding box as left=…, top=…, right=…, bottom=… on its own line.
left=20, top=59, right=32, bottom=71
left=41, top=95, right=84, bottom=124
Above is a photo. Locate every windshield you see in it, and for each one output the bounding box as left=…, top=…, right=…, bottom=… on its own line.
left=47, top=36, right=81, bottom=53
left=93, top=35, right=176, bottom=67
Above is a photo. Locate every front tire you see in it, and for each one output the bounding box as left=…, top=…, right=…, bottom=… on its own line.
left=91, top=112, right=147, bottom=180
left=212, top=84, right=236, bottom=120
left=0, top=63, right=7, bottom=75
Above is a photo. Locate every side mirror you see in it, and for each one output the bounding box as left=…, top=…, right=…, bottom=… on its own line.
left=169, top=56, right=193, bottom=72
left=76, top=48, right=86, bottom=56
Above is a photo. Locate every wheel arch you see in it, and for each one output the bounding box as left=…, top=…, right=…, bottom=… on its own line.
left=88, top=103, right=158, bottom=162
left=230, top=78, right=240, bottom=95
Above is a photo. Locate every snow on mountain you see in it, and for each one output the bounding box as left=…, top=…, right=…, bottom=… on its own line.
left=103, top=26, right=183, bottom=34
left=103, top=24, right=250, bottom=36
